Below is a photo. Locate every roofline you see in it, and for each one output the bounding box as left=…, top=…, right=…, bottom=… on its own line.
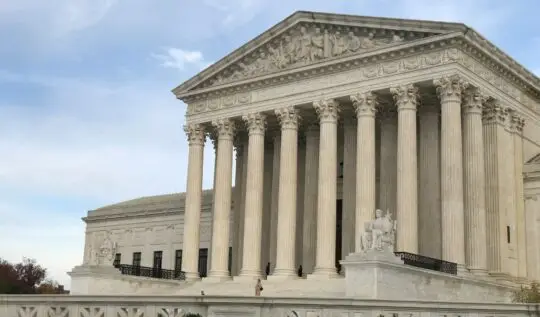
left=171, top=10, right=469, bottom=96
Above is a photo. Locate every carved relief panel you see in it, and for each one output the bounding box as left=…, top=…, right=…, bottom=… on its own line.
left=198, top=23, right=415, bottom=89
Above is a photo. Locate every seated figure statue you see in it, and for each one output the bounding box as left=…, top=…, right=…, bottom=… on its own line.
left=360, top=209, right=397, bottom=252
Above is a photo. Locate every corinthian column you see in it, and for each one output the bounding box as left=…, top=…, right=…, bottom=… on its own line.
left=271, top=107, right=300, bottom=279
left=207, top=119, right=235, bottom=281
left=350, top=92, right=377, bottom=253
left=181, top=124, right=206, bottom=280
left=341, top=117, right=356, bottom=259
left=418, top=102, right=441, bottom=259
left=511, top=112, right=527, bottom=281
left=434, top=75, right=466, bottom=269
left=483, top=101, right=510, bottom=277
left=462, top=87, right=488, bottom=274
left=302, top=123, right=319, bottom=275
left=268, top=132, right=280, bottom=274
left=238, top=113, right=266, bottom=279
left=390, top=84, right=419, bottom=254
left=231, top=133, right=246, bottom=276
left=310, top=99, right=340, bottom=278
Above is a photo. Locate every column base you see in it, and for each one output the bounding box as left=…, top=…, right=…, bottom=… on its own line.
left=308, top=267, right=340, bottom=280
left=203, top=270, right=231, bottom=283
left=456, top=264, right=470, bottom=276
left=183, top=271, right=201, bottom=282
left=267, top=268, right=298, bottom=281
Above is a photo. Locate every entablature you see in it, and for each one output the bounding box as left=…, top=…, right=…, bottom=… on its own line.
left=173, top=13, right=540, bottom=119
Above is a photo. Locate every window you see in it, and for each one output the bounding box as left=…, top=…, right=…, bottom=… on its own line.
left=506, top=226, right=511, bottom=243
left=153, top=251, right=163, bottom=269
left=175, top=250, right=183, bottom=272
left=113, top=253, right=121, bottom=267
left=338, top=162, right=344, bottom=178
left=132, top=252, right=141, bottom=267
left=198, top=248, right=208, bottom=278
left=174, top=250, right=183, bottom=278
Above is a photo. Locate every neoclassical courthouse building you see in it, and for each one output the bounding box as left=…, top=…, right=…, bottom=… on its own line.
left=82, top=12, right=540, bottom=286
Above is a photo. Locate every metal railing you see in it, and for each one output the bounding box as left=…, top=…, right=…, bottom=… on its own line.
left=114, top=264, right=186, bottom=280
left=394, top=252, right=457, bottom=275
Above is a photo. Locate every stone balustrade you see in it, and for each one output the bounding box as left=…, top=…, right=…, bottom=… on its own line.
left=0, top=295, right=536, bottom=317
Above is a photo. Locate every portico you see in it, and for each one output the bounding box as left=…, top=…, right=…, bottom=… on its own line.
left=174, top=11, right=540, bottom=284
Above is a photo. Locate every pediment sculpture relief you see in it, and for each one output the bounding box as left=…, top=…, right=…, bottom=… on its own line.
left=204, top=24, right=408, bottom=88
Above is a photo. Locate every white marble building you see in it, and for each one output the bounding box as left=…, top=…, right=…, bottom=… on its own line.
left=80, top=11, right=540, bottom=288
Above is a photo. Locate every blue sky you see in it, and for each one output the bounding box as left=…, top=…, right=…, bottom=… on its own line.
left=0, top=0, right=539, bottom=288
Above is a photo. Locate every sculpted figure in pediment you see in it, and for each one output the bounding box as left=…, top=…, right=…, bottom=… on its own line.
left=204, top=24, right=415, bottom=87
left=346, top=31, right=361, bottom=52
left=310, top=28, right=325, bottom=61
left=331, top=31, right=347, bottom=56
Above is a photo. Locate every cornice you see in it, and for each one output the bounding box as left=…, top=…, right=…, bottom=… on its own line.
left=83, top=205, right=213, bottom=223
left=179, top=33, right=539, bottom=115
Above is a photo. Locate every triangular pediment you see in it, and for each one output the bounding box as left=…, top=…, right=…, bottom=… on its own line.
left=173, top=11, right=468, bottom=97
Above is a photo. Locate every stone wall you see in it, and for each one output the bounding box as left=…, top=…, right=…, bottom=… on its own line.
left=1, top=295, right=537, bottom=317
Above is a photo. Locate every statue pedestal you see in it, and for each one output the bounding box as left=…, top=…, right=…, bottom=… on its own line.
left=340, top=250, right=515, bottom=302
left=68, top=264, right=121, bottom=295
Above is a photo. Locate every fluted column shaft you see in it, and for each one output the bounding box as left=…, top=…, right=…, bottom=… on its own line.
left=418, top=105, right=441, bottom=259
left=311, top=99, right=339, bottom=278
left=208, top=119, right=235, bottom=280
left=511, top=113, right=527, bottom=280
left=342, top=118, right=356, bottom=259
left=390, top=85, right=419, bottom=253
left=206, top=134, right=218, bottom=272
left=462, top=87, right=488, bottom=274
left=231, top=134, right=246, bottom=276
left=351, top=92, right=377, bottom=253
left=239, top=113, right=266, bottom=278
left=181, top=124, right=206, bottom=280
left=378, top=111, right=397, bottom=214
left=434, top=75, right=466, bottom=267
left=302, top=124, right=319, bottom=275
left=483, top=102, right=509, bottom=276
left=268, top=133, right=281, bottom=273
left=272, top=107, right=300, bottom=278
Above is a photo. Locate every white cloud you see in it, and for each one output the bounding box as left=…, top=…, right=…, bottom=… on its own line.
left=203, top=0, right=265, bottom=27
left=152, top=48, right=212, bottom=71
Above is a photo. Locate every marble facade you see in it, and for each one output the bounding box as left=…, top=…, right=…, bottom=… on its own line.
left=74, top=11, right=540, bottom=298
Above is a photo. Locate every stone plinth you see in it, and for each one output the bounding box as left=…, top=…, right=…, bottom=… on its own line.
left=68, top=265, right=186, bottom=295
left=340, top=251, right=515, bottom=303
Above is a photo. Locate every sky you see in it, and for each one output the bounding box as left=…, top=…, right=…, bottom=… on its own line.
left=0, top=0, right=539, bottom=289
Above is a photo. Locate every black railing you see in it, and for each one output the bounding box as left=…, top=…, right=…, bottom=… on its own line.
left=114, top=264, right=186, bottom=280
left=394, top=252, right=457, bottom=275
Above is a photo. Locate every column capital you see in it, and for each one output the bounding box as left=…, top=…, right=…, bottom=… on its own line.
left=212, top=118, right=236, bottom=140
left=462, top=87, right=488, bottom=115
left=242, top=113, right=267, bottom=136
left=313, top=99, right=340, bottom=123
left=275, top=107, right=301, bottom=130
left=184, top=123, right=206, bottom=146
left=351, top=91, right=378, bottom=117
left=482, top=100, right=509, bottom=126
left=434, top=74, right=469, bottom=102
left=509, top=111, right=526, bottom=134
left=390, top=84, right=419, bottom=111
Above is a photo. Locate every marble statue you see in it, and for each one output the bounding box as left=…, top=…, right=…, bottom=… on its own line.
left=360, top=209, right=397, bottom=252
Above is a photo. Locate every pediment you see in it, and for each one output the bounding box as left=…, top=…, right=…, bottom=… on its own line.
left=173, top=11, right=467, bottom=98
